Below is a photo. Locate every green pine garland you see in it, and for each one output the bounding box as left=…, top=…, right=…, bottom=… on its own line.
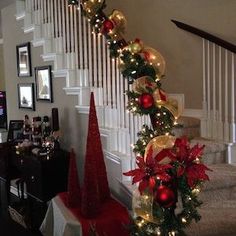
left=68, top=1, right=210, bottom=236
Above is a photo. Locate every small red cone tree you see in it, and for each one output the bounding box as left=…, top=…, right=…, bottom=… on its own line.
left=67, top=148, right=81, bottom=208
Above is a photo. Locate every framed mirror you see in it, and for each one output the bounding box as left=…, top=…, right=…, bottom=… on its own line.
left=7, top=120, right=24, bottom=142
left=17, top=83, right=35, bottom=110
left=35, top=65, right=53, bottom=102
left=16, top=42, right=32, bottom=77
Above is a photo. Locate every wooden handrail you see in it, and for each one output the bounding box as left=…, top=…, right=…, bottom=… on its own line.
left=171, top=19, right=236, bottom=54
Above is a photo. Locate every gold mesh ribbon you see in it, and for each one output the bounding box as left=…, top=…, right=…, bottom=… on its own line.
left=144, top=135, right=176, bottom=164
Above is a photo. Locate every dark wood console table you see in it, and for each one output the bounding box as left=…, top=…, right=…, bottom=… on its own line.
left=14, top=149, right=69, bottom=202
left=0, top=144, right=69, bottom=229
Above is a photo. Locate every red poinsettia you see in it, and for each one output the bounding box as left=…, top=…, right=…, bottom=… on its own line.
left=123, top=147, right=173, bottom=193
left=169, top=137, right=211, bottom=188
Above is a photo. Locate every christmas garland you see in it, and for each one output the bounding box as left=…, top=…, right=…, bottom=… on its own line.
left=68, top=1, right=211, bottom=235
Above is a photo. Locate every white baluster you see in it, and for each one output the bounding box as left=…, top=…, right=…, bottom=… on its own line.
left=107, top=46, right=112, bottom=127
left=54, top=0, right=58, bottom=39
left=40, top=0, right=43, bottom=24
left=70, top=6, right=75, bottom=68
left=224, top=50, right=229, bottom=142
left=116, top=60, right=122, bottom=152
left=102, top=36, right=107, bottom=105
left=97, top=34, right=102, bottom=88
left=87, top=24, right=93, bottom=87
left=82, top=18, right=88, bottom=69
left=207, top=41, right=211, bottom=138
left=230, top=53, right=236, bottom=142
left=93, top=32, right=98, bottom=88
left=82, top=16, right=89, bottom=86
left=57, top=0, right=63, bottom=53
left=65, top=1, right=70, bottom=66
left=212, top=44, right=217, bottom=139
left=218, top=47, right=223, bottom=140
left=73, top=5, right=79, bottom=84
left=61, top=0, right=66, bottom=53
left=50, top=0, right=55, bottom=40
left=111, top=58, right=116, bottom=109
left=124, top=80, right=130, bottom=154
left=120, top=74, right=125, bottom=129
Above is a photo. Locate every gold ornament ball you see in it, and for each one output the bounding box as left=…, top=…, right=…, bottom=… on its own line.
left=143, top=47, right=166, bottom=76
left=109, top=10, right=126, bottom=27
left=82, top=0, right=104, bottom=17
left=130, top=42, right=142, bottom=54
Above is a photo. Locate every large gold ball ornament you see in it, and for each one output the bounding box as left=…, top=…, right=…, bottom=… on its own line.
left=82, top=0, right=104, bottom=18
left=108, top=10, right=127, bottom=40
left=129, top=42, right=143, bottom=54
left=109, top=10, right=126, bottom=29
left=142, top=47, right=166, bottom=76
left=132, top=76, right=157, bottom=94
left=144, top=135, right=175, bottom=164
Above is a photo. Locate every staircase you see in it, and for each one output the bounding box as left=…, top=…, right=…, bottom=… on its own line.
left=173, top=116, right=227, bottom=165
left=175, top=118, right=236, bottom=235
left=14, top=1, right=236, bottom=235
left=186, top=163, right=236, bottom=236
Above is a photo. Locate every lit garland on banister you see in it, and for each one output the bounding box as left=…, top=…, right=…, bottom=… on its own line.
left=67, top=1, right=211, bottom=235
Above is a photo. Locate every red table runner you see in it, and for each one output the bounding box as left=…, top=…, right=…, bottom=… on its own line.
left=58, top=192, right=130, bottom=236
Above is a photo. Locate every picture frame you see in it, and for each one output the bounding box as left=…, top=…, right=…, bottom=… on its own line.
left=16, top=42, right=32, bottom=77
left=7, top=120, right=24, bottom=142
left=35, top=65, right=53, bottom=102
left=17, top=83, right=35, bottom=110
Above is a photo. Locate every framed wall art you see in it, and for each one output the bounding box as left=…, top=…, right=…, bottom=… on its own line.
left=17, top=83, right=35, bottom=110
left=35, top=65, right=53, bottom=102
left=7, top=120, right=24, bottom=142
left=16, top=42, right=32, bottom=77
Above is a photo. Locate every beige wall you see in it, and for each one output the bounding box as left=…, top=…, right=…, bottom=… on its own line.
left=106, top=0, right=236, bottom=108
left=1, top=4, right=86, bottom=176
left=0, top=45, right=5, bottom=90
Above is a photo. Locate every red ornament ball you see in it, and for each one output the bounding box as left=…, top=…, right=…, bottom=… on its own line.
left=154, top=185, right=175, bottom=208
left=102, top=19, right=114, bottom=33
left=138, top=93, right=154, bottom=109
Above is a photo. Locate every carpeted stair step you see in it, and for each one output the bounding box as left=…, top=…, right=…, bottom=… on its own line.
left=173, top=116, right=200, bottom=138
left=186, top=201, right=236, bottom=236
left=173, top=116, right=226, bottom=164
left=190, top=138, right=227, bottom=165
left=199, top=164, right=236, bottom=203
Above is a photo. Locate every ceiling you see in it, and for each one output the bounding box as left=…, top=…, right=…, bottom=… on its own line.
left=0, top=0, right=16, bottom=38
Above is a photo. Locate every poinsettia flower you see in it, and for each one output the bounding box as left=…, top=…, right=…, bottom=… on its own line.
left=169, top=137, right=211, bottom=188
left=185, top=164, right=210, bottom=187
left=123, top=147, right=173, bottom=193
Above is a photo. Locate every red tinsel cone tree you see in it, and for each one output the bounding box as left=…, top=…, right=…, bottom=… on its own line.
left=67, top=148, right=81, bottom=208
left=90, top=93, right=110, bottom=203
left=81, top=92, right=110, bottom=217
